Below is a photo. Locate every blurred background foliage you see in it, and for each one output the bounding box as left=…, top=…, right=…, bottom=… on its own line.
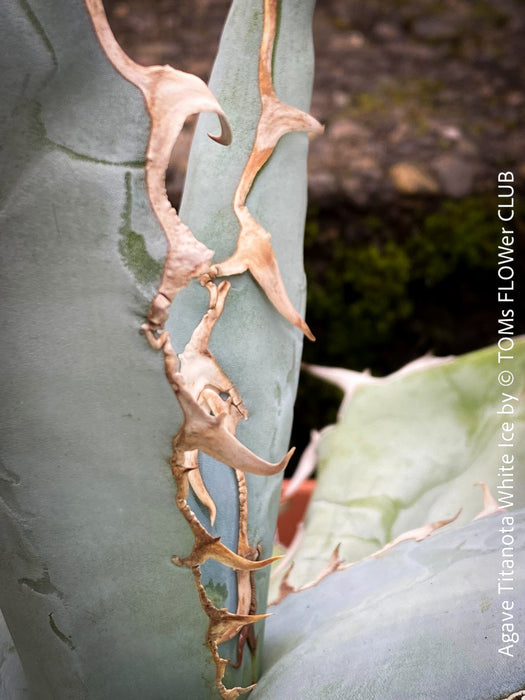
left=106, top=0, right=525, bottom=471
left=297, top=195, right=525, bottom=464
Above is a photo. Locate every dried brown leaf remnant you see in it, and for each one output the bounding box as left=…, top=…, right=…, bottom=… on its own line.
left=85, top=0, right=231, bottom=335
left=141, top=284, right=288, bottom=696
left=85, top=0, right=316, bottom=695
left=271, top=498, right=490, bottom=606
left=270, top=512, right=462, bottom=606
left=168, top=372, right=294, bottom=476
left=363, top=510, right=462, bottom=560
left=170, top=456, right=279, bottom=571
left=205, top=0, right=322, bottom=341
left=270, top=544, right=344, bottom=606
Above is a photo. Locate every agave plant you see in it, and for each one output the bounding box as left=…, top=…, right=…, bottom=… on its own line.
left=0, top=0, right=319, bottom=697
left=1, top=0, right=523, bottom=698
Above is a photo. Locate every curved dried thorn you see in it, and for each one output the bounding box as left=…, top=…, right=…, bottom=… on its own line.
left=213, top=213, right=314, bottom=340
left=246, top=240, right=315, bottom=340
left=172, top=533, right=280, bottom=570
left=207, top=112, right=233, bottom=146
left=210, top=613, right=271, bottom=644
left=211, top=610, right=270, bottom=644
left=173, top=375, right=294, bottom=475
left=177, top=286, right=250, bottom=418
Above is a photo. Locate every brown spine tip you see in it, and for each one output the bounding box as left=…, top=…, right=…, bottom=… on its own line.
left=208, top=113, right=233, bottom=146
left=302, top=322, right=316, bottom=342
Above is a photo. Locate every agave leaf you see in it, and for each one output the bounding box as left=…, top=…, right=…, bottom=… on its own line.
left=0, top=612, right=27, bottom=699
left=276, top=341, right=525, bottom=590
left=0, top=1, right=217, bottom=695
left=0, top=0, right=316, bottom=696
left=256, top=510, right=525, bottom=699
left=171, top=0, right=317, bottom=686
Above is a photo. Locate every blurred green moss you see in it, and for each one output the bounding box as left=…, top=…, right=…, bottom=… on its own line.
left=303, top=195, right=507, bottom=373
left=408, top=196, right=497, bottom=284
left=289, top=194, right=524, bottom=469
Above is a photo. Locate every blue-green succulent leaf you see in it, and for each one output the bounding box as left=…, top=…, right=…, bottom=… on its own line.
left=281, top=341, right=525, bottom=589
left=257, top=510, right=525, bottom=699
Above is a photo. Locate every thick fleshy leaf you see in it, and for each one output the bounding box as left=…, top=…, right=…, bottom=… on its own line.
left=0, top=0, right=316, bottom=696
left=276, top=341, right=525, bottom=590
left=256, top=511, right=525, bottom=699
left=172, top=0, right=317, bottom=688
left=0, top=613, right=26, bottom=698
left=0, top=1, right=216, bottom=695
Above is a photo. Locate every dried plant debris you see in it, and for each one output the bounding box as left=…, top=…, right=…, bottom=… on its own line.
left=270, top=511, right=462, bottom=605
left=85, top=0, right=231, bottom=334
left=344, top=510, right=462, bottom=565
left=270, top=544, right=344, bottom=606
left=204, top=0, right=322, bottom=341
left=85, top=0, right=318, bottom=695
left=271, top=483, right=497, bottom=606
